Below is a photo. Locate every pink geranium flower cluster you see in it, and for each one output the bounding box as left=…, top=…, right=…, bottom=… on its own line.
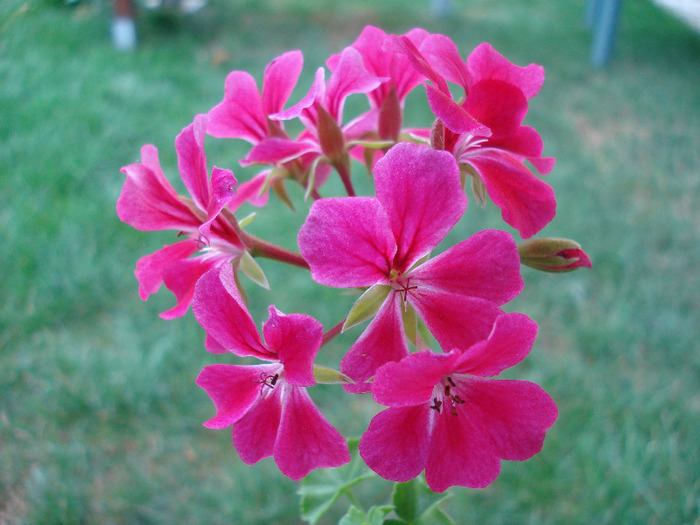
left=118, top=25, right=590, bottom=493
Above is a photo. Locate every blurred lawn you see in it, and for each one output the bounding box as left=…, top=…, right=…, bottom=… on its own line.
left=1, top=0, right=699, bottom=523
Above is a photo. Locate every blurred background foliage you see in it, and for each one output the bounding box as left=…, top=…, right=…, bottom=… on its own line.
left=1, top=0, right=699, bottom=523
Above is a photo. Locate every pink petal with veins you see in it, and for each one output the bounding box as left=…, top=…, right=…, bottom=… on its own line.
left=374, top=142, right=466, bottom=271
left=274, top=385, right=350, bottom=480
left=207, top=71, right=267, bottom=143
left=298, top=197, right=396, bottom=288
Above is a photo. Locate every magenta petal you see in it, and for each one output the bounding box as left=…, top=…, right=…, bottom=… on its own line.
left=455, top=313, right=537, bottom=376
left=196, top=363, right=275, bottom=429
left=340, top=293, right=409, bottom=393
left=426, top=85, right=491, bottom=137
left=175, top=114, right=211, bottom=212
left=383, top=34, right=450, bottom=95
left=458, top=377, right=558, bottom=461
left=464, top=80, right=528, bottom=139
left=117, top=146, right=200, bottom=232
left=192, top=265, right=271, bottom=358
left=360, top=405, right=431, bottom=483
left=134, top=239, right=200, bottom=301
left=425, top=405, right=501, bottom=491
left=241, top=137, right=318, bottom=167
left=325, top=47, right=386, bottom=123
left=372, top=349, right=460, bottom=407
left=468, top=152, right=556, bottom=239
left=271, top=67, right=325, bottom=122
left=199, top=166, right=237, bottom=243
left=409, top=290, right=503, bottom=351
left=262, top=50, right=304, bottom=114
left=228, top=171, right=269, bottom=209
left=298, top=197, right=396, bottom=288
left=419, top=33, right=470, bottom=91
left=467, top=43, right=545, bottom=100
left=233, top=385, right=283, bottom=466
left=205, top=333, right=228, bottom=354
left=409, top=229, right=523, bottom=304
left=207, top=71, right=266, bottom=143
left=262, top=307, right=322, bottom=387
left=160, top=253, right=223, bottom=320
left=374, top=143, right=466, bottom=271
left=274, top=385, right=350, bottom=480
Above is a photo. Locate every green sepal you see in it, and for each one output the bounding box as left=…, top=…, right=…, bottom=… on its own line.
left=237, top=212, right=256, bottom=229
left=343, top=284, right=392, bottom=332
left=304, top=156, right=323, bottom=201
left=272, top=176, right=295, bottom=211
left=312, top=365, right=353, bottom=385
left=401, top=302, right=418, bottom=348
left=238, top=250, right=270, bottom=290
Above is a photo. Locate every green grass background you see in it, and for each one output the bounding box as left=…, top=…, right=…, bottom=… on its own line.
left=1, top=0, right=699, bottom=522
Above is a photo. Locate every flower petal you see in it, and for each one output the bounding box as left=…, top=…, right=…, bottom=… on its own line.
left=175, top=114, right=211, bottom=212
left=408, top=229, right=523, bottom=304
left=360, top=405, right=431, bottom=483
left=134, top=239, right=200, bottom=301
left=192, top=265, right=271, bottom=358
left=455, top=312, right=537, bottom=376
left=207, top=70, right=266, bottom=143
left=419, top=33, right=470, bottom=91
left=117, top=146, right=200, bottom=232
left=325, top=47, right=386, bottom=123
left=198, top=166, right=238, bottom=244
left=408, top=290, right=503, bottom=351
left=424, top=403, right=501, bottom=491
left=298, top=197, right=396, bottom=288
left=457, top=377, right=558, bottom=461
left=374, top=142, right=466, bottom=271
left=262, top=307, right=322, bottom=387
left=274, top=384, right=350, bottom=480
left=160, top=253, right=223, bottom=320
left=383, top=34, right=450, bottom=95
left=196, top=363, right=276, bottom=429
left=425, top=85, right=491, bottom=136
left=241, top=137, right=318, bottom=167
left=464, top=79, right=528, bottom=140
left=467, top=151, right=556, bottom=239
left=340, top=292, right=409, bottom=393
left=372, top=349, right=460, bottom=407
left=467, top=43, right=545, bottom=100
left=262, top=50, right=304, bottom=115
left=233, top=384, right=283, bottom=465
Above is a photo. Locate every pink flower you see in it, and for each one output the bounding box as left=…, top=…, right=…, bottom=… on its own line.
left=242, top=47, right=386, bottom=193
left=193, top=264, right=350, bottom=480
left=385, top=35, right=556, bottom=238
left=327, top=25, right=430, bottom=142
left=207, top=50, right=304, bottom=144
left=117, top=114, right=266, bottom=319
left=298, top=142, right=523, bottom=390
left=359, top=313, right=558, bottom=492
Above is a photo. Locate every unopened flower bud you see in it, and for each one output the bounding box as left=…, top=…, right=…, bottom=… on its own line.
left=518, top=237, right=592, bottom=272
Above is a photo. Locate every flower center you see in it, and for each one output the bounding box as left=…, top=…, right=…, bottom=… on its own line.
left=429, top=376, right=466, bottom=416
left=389, top=273, right=417, bottom=305
left=254, top=371, right=280, bottom=396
